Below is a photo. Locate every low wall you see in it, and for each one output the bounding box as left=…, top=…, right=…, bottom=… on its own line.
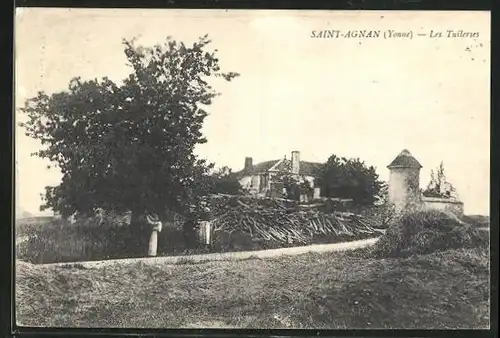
left=422, top=197, right=464, bottom=216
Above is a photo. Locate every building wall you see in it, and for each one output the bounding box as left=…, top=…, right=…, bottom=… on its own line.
left=313, top=187, right=321, bottom=200
left=239, top=175, right=262, bottom=193
left=265, top=172, right=272, bottom=190
left=303, top=175, right=315, bottom=187
left=251, top=175, right=261, bottom=191
left=239, top=176, right=253, bottom=190
left=239, top=173, right=318, bottom=196
left=388, top=168, right=421, bottom=211
left=422, top=197, right=464, bottom=215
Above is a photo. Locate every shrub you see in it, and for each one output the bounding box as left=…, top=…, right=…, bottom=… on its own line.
left=461, top=215, right=490, bottom=228
left=372, top=209, right=488, bottom=258
left=16, top=216, right=55, bottom=237
left=347, top=203, right=397, bottom=229
left=16, top=217, right=132, bottom=264
left=16, top=216, right=188, bottom=264
left=316, top=155, right=385, bottom=205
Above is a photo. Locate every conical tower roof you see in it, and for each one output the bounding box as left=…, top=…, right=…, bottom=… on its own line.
left=387, top=149, right=422, bottom=169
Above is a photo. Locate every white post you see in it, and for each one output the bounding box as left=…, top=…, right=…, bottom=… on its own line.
left=148, top=230, right=158, bottom=256
left=146, top=214, right=162, bottom=257
left=205, top=221, right=211, bottom=245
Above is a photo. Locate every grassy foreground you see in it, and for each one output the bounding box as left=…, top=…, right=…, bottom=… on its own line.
left=16, top=246, right=489, bottom=329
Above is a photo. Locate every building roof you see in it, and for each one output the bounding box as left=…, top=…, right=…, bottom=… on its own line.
left=236, top=159, right=322, bottom=177
left=387, top=149, right=422, bottom=169
left=238, top=160, right=280, bottom=176
left=270, top=159, right=291, bottom=172
left=299, top=161, right=323, bottom=176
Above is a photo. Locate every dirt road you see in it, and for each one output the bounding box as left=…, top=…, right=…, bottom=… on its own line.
left=41, top=236, right=381, bottom=269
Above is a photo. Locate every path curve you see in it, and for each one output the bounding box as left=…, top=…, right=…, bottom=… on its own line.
left=40, top=236, right=382, bottom=269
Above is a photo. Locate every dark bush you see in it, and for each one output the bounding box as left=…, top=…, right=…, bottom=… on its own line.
left=16, top=216, right=190, bottom=264
left=372, top=209, right=488, bottom=258
left=460, top=215, right=490, bottom=228
left=16, top=218, right=131, bottom=264
left=157, top=227, right=189, bottom=255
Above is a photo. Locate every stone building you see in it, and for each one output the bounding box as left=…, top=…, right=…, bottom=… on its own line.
left=387, top=149, right=464, bottom=215
left=235, top=150, right=322, bottom=201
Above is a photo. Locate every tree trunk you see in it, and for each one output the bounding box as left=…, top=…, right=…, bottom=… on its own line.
left=183, top=219, right=198, bottom=250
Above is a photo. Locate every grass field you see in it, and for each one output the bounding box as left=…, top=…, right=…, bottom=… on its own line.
left=16, top=245, right=489, bottom=329
left=15, top=209, right=490, bottom=329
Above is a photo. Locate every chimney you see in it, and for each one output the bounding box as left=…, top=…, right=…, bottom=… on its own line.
left=244, top=157, right=253, bottom=173
left=291, top=151, right=300, bottom=174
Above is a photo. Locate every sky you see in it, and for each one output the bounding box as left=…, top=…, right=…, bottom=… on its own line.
left=14, top=9, right=491, bottom=216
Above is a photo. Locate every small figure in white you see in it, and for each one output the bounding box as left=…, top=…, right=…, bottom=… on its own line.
left=146, top=213, right=163, bottom=257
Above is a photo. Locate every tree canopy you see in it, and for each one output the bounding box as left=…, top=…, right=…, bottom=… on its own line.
left=208, top=166, right=245, bottom=196
left=20, top=35, right=239, bottom=219
left=423, top=161, right=457, bottom=199
left=316, top=154, right=384, bottom=205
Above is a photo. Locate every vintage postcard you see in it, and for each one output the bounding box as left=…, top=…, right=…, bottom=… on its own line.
left=14, top=8, right=490, bottom=329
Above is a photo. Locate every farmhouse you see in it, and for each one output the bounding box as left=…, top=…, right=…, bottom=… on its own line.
left=235, top=151, right=322, bottom=201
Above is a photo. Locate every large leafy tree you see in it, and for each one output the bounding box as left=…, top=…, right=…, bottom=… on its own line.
left=208, top=166, right=245, bottom=195
left=20, top=35, right=239, bottom=253
left=317, top=154, right=384, bottom=205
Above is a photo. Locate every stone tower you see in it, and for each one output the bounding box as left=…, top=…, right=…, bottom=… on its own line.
left=387, top=149, right=422, bottom=211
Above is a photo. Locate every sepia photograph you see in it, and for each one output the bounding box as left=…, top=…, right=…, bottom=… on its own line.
left=14, top=8, right=490, bottom=329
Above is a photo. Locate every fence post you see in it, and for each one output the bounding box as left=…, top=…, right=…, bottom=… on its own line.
left=146, top=215, right=162, bottom=257
left=205, top=221, right=211, bottom=246
left=148, top=229, right=158, bottom=256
